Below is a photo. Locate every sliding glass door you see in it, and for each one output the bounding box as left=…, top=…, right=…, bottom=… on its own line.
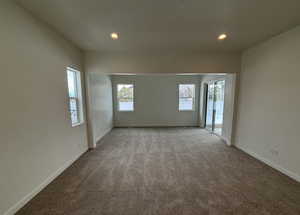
left=205, top=82, right=215, bottom=132
left=205, top=80, right=225, bottom=135
left=214, top=80, right=225, bottom=135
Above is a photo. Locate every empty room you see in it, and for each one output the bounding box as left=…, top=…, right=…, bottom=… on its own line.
left=1, top=0, right=300, bottom=214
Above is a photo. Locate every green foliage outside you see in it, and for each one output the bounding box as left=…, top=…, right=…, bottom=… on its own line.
left=118, top=85, right=133, bottom=102
left=179, top=85, right=194, bottom=98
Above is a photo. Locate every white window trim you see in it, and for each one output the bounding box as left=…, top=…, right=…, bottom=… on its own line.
left=117, top=83, right=135, bottom=112
left=67, top=67, right=84, bottom=127
left=178, top=84, right=196, bottom=112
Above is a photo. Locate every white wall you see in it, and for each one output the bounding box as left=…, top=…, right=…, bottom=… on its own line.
left=199, top=74, right=236, bottom=145
left=112, top=75, right=202, bottom=127
left=85, top=73, right=113, bottom=148
left=235, top=25, right=300, bottom=182
left=0, top=1, right=88, bottom=214
left=85, top=51, right=241, bottom=74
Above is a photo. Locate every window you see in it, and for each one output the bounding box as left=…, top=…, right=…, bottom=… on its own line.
left=179, top=84, right=195, bottom=111
left=66, top=67, right=84, bottom=126
left=117, top=84, right=134, bottom=111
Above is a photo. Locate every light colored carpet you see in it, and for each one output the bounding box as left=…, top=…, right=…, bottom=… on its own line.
left=17, top=128, right=300, bottom=215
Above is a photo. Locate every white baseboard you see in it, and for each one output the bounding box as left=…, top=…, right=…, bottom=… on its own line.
left=236, top=145, right=300, bottom=183
left=4, top=149, right=88, bottom=215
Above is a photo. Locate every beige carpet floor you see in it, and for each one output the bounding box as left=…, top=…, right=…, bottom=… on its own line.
left=17, top=128, right=300, bottom=215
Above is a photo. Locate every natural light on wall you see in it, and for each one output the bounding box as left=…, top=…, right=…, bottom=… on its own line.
left=179, top=84, right=195, bottom=111
left=117, top=84, right=134, bottom=111
left=66, top=67, right=84, bottom=126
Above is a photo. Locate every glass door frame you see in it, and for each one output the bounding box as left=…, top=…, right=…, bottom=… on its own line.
left=204, top=79, right=226, bottom=135
left=205, top=81, right=215, bottom=132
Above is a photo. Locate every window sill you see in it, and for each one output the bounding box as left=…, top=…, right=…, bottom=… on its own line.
left=71, top=122, right=84, bottom=127
left=178, top=110, right=195, bottom=112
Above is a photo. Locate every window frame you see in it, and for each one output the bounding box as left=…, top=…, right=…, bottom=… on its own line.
left=178, top=84, right=196, bottom=111
left=116, top=83, right=135, bottom=112
left=66, top=67, right=84, bottom=127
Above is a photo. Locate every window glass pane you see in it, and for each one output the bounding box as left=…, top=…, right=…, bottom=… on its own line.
left=69, top=98, right=79, bottom=124
left=179, top=98, right=193, bottom=110
left=117, top=84, right=134, bottom=111
left=119, top=100, right=134, bottom=111
left=179, top=84, right=195, bottom=110
left=66, top=68, right=83, bottom=126
left=67, top=70, right=77, bottom=97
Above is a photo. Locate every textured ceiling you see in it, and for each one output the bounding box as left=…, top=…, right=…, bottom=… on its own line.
left=15, top=0, right=300, bottom=52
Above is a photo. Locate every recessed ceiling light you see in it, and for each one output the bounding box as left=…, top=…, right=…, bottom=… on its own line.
left=110, top=32, right=119, bottom=40
left=218, top=33, right=227, bottom=40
